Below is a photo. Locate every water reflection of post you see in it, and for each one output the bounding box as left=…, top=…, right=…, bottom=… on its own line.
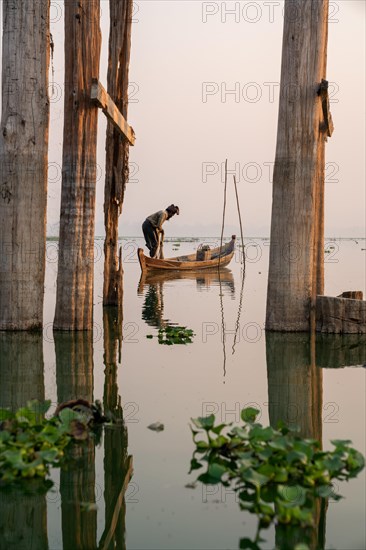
left=265, top=332, right=325, bottom=550
left=54, top=332, right=97, bottom=550
left=100, top=307, right=130, bottom=550
left=0, top=333, right=48, bottom=549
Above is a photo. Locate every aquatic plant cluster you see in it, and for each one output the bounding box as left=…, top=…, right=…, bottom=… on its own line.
left=190, top=408, right=364, bottom=533
left=0, top=400, right=90, bottom=484
left=147, top=325, right=195, bottom=345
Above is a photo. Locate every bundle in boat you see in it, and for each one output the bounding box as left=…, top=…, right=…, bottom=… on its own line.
left=196, top=245, right=211, bottom=262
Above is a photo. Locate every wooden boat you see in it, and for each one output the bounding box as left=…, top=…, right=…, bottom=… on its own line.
left=138, top=235, right=236, bottom=272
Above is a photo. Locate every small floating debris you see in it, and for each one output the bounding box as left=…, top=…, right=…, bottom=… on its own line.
left=147, top=422, right=164, bottom=432
left=185, top=482, right=197, bottom=489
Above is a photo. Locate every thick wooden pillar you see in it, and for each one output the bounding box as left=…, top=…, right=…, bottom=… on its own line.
left=0, top=0, right=50, bottom=330
left=103, top=0, right=133, bottom=307
left=266, top=0, right=330, bottom=331
left=54, top=0, right=101, bottom=330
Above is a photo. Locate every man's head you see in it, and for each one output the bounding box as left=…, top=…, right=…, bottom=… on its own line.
left=166, top=204, right=180, bottom=219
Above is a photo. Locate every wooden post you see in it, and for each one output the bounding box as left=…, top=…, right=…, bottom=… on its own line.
left=0, top=0, right=50, bottom=330
left=266, top=0, right=331, bottom=331
left=54, top=0, right=101, bottom=330
left=103, top=0, right=133, bottom=307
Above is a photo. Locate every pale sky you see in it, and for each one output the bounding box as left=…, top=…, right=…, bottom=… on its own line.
left=2, top=1, right=366, bottom=236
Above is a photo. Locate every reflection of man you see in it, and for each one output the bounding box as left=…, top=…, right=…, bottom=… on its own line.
left=142, top=204, right=180, bottom=258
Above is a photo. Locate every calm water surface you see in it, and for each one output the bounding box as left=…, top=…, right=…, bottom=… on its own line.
left=0, top=237, right=365, bottom=550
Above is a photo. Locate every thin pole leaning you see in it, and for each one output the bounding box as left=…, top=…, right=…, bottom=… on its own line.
left=218, top=159, right=228, bottom=270
left=233, top=175, right=245, bottom=273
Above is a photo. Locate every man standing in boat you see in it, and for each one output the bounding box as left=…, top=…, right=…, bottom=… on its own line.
left=142, top=204, right=180, bottom=258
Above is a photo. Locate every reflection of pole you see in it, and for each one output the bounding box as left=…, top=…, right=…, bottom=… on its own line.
left=55, top=332, right=97, bottom=550
left=101, top=307, right=130, bottom=550
left=218, top=159, right=228, bottom=270
left=0, top=333, right=45, bottom=410
left=103, top=307, right=123, bottom=419
left=266, top=332, right=322, bottom=439
left=266, top=332, right=325, bottom=549
left=55, top=332, right=94, bottom=403
left=0, top=333, right=48, bottom=549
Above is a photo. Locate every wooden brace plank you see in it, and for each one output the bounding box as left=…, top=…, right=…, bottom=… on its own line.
left=98, top=455, right=134, bottom=550
left=91, top=78, right=136, bottom=145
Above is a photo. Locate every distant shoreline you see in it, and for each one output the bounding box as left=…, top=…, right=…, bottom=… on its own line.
left=46, top=236, right=366, bottom=241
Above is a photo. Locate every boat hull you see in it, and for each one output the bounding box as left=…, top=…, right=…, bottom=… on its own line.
left=138, top=237, right=236, bottom=272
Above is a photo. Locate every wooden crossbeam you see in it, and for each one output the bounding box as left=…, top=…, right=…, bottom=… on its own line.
left=91, top=78, right=136, bottom=145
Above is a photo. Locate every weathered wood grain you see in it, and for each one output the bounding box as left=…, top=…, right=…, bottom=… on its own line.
left=266, top=0, right=330, bottom=331
left=91, top=79, right=135, bottom=145
left=0, top=0, right=50, bottom=330
left=103, top=0, right=133, bottom=308
left=54, top=0, right=101, bottom=330
left=316, top=295, right=366, bottom=334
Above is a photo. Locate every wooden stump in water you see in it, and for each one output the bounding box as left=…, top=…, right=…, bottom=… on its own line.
left=316, top=295, right=366, bottom=334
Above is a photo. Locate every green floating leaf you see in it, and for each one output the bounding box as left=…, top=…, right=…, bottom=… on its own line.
left=38, top=449, right=59, bottom=463
left=195, top=440, right=209, bottom=451
left=27, top=400, right=51, bottom=418
left=210, top=435, right=228, bottom=448
left=211, top=423, right=227, bottom=435
left=241, top=468, right=269, bottom=488
left=286, top=450, right=308, bottom=465
left=250, top=426, right=274, bottom=442
left=189, top=458, right=202, bottom=473
left=207, top=463, right=227, bottom=481
left=0, top=409, right=14, bottom=422
left=58, top=408, right=80, bottom=431
left=331, top=439, right=352, bottom=449
left=241, top=407, right=260, bottom=423
left=268, top=436, right=288, bottom=451
left=191, top=415, right=215, bottom=431
left=278, top=484, right=307, bottom=507
left=197, top=471, right=220, bottom=485
left=240, top=538, right=261, bottom=550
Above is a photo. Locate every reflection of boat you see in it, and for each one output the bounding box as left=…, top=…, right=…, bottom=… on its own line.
left=138, top=236, right=236, bottom=272
left=137, top=268, right=235, bottom=296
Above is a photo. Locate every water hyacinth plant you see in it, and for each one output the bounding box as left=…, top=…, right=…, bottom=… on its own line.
left=147, top=325, right=195, bottom=345
left=189, top=407, right=364, bottom=544
left=0, top=400, right=91, bottom=484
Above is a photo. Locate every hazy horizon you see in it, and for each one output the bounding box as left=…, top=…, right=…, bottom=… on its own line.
left=1, top=1, right=365, bottom=238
